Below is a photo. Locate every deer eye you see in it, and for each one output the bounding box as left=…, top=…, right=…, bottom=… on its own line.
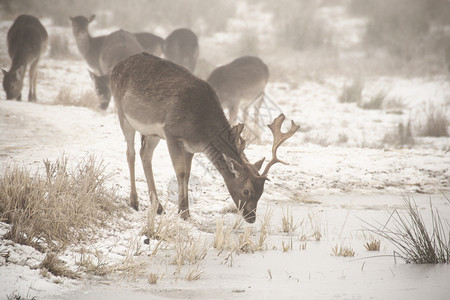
left=243, top=189, right=250, bottom=197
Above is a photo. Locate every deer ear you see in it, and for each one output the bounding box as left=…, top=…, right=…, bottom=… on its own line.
left=1, top=69, right=7, bottom=77
left=253, top=158, right=265, bottom=171
left=88, top=14, right=96, bottom=23
left=223, top=154, right=243, bottom=178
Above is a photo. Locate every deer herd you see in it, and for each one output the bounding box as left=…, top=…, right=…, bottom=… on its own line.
left=2, top=14, right=299, bottom=223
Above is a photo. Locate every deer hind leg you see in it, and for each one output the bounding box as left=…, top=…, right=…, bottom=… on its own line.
left=253, top=93, right=264, bottom=144
left=28, top=59, right=39, bottom=102
left=120, top=119, right=138, bottom=210
left=140, top=135, right=163, bottom=214
left=166, top=135, right=194, bottom=220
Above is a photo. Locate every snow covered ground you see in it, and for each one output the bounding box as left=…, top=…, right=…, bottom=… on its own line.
left=1, top=7, right=450, bottom=300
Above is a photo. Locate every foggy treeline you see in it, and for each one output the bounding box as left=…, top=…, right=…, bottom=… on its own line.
left=1, top=0, right=450, bottom=76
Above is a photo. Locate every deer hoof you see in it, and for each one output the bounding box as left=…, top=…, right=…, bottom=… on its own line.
left=130, top=194, right=139, bottom=211
left=157, top=203, right=164, bottom=215
left=179, top=209, right=190, bottom=220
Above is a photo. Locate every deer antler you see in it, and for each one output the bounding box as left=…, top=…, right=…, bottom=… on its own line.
left=261, top=114, right=300, bottom=177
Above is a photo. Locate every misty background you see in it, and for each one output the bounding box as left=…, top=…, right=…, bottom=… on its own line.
left=1, top=0, right=450, bottom=82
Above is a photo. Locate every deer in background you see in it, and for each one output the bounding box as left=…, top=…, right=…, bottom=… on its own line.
left=163, top=28, right=199, bottom=73
left=88, top=30, right=143, bottom=109
left=70, top=15, right=143, bottom=109
left=69, top=15, right=104, bottom=75
left=134, top=32, right=164, bottom=57
left=2, top=14, right=48, bottom=101
left=207, top=56, right=270, bottom=143
left=110, top=53, right=298, bottom=223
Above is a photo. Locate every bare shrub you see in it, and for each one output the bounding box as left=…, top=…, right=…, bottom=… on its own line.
left=350, top=0, right=433, bottom=61
left=383, top=96, right=406, bottom=113
left=0, top=155, right=122, bottom=251
left=271, top=0, right=332, bottom=51
left=359, top=91, right=386, bottom=110
left=382, top=121, right=414, bottom=148
left=367, top=196, right=449, bottom=264
left=53, top=87, right=99, bottom=110
left=339, top=79, right=363, bottom=103
left=49, top=34, right=73, bottom=60
left=419, top=104, right=448, bottom=137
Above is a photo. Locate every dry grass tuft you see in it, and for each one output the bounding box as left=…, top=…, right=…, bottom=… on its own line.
left=419, top=104, right=448, bottom=137
left=148, top=272, right=164, bottom=284
left=364, top=239, right=381, bottom=251
left=6, top=293, right=37, bottom=300
left=368, top=196, right=449, bottom=264
left=332, top=244, right=355, bottom=257
left=172, top=233, right=209, bottom=273
left=53, top=87, right=99, bottom=110
left=141, top=205, right=182, bottom=244
left=281, top=238, right=293, bottom=252
left=0, top=155, right=123, bottom=252
left=77, top=248, right=114, bottom=276
left=281, top=207, right=300, bottom=233
left=185, top=265, right=203, bottom=281
left=214, top=208, right=272, bottom=254
left=39, top=252, right=80, bottom=279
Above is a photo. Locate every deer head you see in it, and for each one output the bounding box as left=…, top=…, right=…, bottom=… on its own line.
left=69, top=15, right=95, bottom=38
left=222, top=114, right=299, bottom=223
left=2, top=66, right=25, bottom=100
left=88, top=70, right=111, bottom=109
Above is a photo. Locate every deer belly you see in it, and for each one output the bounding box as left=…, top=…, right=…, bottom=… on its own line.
left=125, top=114, right=166, bottom=139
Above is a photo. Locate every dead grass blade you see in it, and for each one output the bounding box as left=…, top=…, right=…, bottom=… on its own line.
left=366, top=195, right=449, bottom=264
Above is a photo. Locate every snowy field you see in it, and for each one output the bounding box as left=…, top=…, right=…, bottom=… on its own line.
left=1, top=5, right=450, bottom=300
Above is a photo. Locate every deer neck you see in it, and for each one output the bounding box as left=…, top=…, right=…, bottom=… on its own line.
left=204, top=126, right=243, bottom=178
left=9, top=51, right=28, bottom=73
left=75, top=32, right=103, bottom=73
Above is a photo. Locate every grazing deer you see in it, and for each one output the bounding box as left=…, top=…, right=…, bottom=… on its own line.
left=88, top=30, right=143, bottom=109
left=207, top=56, right=269, bottom=138
left=134, top=32, right=164, bottom=57
left=70, top=15, right=143, bottom=109
left=163, top=28, right=199, bottom=73
left=110, top=53, right=298, bottom=223
left=2, top=14, right=48, bottom=101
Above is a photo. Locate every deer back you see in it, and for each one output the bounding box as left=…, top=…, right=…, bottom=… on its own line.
left=134, top=32, right=164, bottom=56
left=163, top=28, right=199, bottom=73
left=99, top=30, right=143, bottom=75
left=111, top=53, right=228, bottom=150
left=207, top=56, right=269, bottom=105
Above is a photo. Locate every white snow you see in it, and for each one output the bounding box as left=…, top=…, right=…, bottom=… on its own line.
left=1, top=5, right=450, bottom=300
